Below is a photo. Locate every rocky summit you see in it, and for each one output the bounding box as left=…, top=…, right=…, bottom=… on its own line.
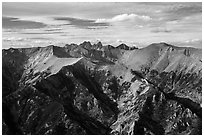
left=2, top=41, right=202, bottom=135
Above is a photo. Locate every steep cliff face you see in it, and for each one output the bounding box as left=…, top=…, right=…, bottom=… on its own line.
left=2, top=42, right=202, bottom=135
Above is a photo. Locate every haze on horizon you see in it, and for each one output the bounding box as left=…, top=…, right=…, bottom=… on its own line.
left=2, top=2, right=202, bottom=49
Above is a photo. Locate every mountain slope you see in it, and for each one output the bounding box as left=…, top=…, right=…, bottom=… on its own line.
left=2, top=41, right=202, bottom=135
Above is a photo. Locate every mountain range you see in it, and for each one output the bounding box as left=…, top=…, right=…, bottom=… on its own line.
left=2, top=41, right=202, bottom=135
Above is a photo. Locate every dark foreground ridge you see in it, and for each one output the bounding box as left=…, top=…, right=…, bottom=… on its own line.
left=2, top=41, right=202, bottom=135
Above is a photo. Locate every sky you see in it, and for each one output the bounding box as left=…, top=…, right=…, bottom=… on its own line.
left=2, top=2, right=202, bottom=49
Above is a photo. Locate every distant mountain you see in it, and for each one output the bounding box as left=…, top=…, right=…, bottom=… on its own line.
left=118, top=42, right=201, bottom=73
left=2, top=41, right=202, bottom=135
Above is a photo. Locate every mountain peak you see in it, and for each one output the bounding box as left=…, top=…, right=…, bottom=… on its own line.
left=147, top=42, right=176, bottom=48
left=116, top=43, right=130, bottom=50
left=93, top=41, right=103, bottom=49
left=80, top=41, right=92, bottom=49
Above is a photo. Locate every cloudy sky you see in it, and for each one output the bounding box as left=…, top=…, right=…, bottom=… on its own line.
left=2, top=2, right=202, bottom=49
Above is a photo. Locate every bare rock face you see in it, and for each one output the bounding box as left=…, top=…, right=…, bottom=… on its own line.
left=111, top=69, right=201, bottom=135
left=2, top=42, right=202, bottom=135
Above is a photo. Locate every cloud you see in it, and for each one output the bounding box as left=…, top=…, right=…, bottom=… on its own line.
left=161, top=3, right=201, bottom=21
left=29, top=37, right=52, bottom=40
left=135, top=25, right=144, bottom=28
left=21, top=32, right=64, bottom=35
left=86, top=26, right=108, bottom=30
left=2, top=16, right=47, bottom=29
left=45, top=28, right=63, bottom=31
left=185, top=38, right=201, bottom=43
left=173, top=38, right=202, bottom=49
left=3, top=37, right=27, bottom=42
left=95, top=14, right=152, bottom=23
left=14, top=16, right=68, bottom=25
left=151, top=27, right=171, bottom=33
left=54, top=17, right=109, bottom=29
